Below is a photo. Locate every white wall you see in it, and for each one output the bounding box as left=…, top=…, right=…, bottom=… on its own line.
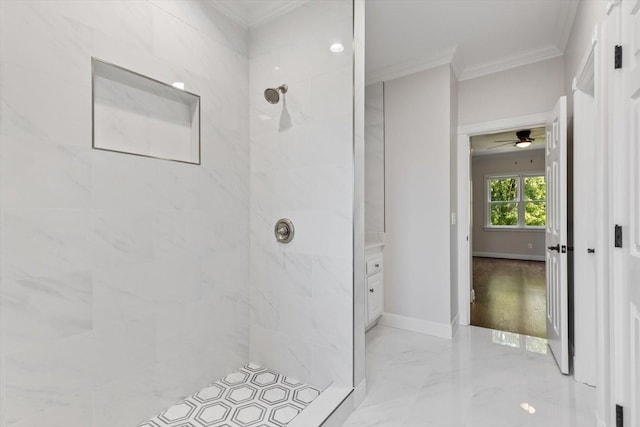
left=458, top=57, right=565, bottom=126
left=472, top=150, right=546, bottom=260
left=563, top=1, right=606, bottom=117
left=0, top=1, right=250, bottom=426
left=365, top=82, right=385, bottom=234
left=384, top=64, right=454, bottom=328
left=248, top=0, right=354, bottom=389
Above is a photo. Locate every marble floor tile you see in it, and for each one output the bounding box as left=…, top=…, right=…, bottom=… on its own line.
left=140, top=363, right=320, bottom=427
left=345, top=326, right=596, bottom=427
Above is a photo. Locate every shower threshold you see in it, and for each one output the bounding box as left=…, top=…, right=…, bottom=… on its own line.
left=139, top=363, right=322, bottom=427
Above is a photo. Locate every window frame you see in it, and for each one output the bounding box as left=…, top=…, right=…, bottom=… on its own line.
left=485, top=172, right=546, bottom=230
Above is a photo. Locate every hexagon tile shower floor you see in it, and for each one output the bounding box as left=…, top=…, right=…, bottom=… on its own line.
left=140, top=364, right=321, bottom=427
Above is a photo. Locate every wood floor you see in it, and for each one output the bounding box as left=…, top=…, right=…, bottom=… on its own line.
left=471, top=257, right=546, bottom=338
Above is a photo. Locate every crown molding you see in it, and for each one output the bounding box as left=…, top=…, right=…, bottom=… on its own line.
left=365, top=46, right=457, bottom=85
left=554, top=0, right=580, bottom=52
left=250, top=0, right=310, bottom=27
left=458, top=45, right=563, bottom=81
left=450, top=48, right=463, bottom=81
left=207, top=0, right=309, bottom=27
left=458, top=112, right=547, bottom=137
left=368, top=43, right=563, bottom=85
left=207, top=0, right=250, bottom=26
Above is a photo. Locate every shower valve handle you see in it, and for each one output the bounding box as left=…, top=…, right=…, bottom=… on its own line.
left=274, top=218, right=295, bottom=244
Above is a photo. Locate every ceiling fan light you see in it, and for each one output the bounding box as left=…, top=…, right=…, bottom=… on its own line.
left=516, top=141, right=532, bottom=148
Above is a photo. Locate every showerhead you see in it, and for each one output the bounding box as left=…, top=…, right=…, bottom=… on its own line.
left=264, top=84, right=288, bottom=104
left=264, top=88, right=280, bottom=104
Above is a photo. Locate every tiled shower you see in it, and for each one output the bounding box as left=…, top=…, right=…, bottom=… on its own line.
left=0, top=1, right=362, bottom=426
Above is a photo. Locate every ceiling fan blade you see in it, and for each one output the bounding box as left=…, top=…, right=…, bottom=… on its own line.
left=488, top=142, right=514, bottom=150
left=493, top=139, right=518, bottom=143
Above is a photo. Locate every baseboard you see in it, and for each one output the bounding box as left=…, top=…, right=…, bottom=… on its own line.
left=451, top=312, right=460, bottom=338
left=353, top=379, right=366, bottom=408
left=473, top=251, right=545, bottom=262
left=289, top=384, right=352, bottom=427
left=379, top=312, right=453, bottom=339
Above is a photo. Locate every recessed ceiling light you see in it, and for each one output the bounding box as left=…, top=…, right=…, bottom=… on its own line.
left=330, top=42, right=344, bottom=53
left=520, top=403, right=536, bottom=414
left=274, top=66, right=280, bottom=70
left=172, top=82, right=185, bottom=90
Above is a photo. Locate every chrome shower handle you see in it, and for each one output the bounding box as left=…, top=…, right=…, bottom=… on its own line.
left=274, top=218, right=294, bottom=243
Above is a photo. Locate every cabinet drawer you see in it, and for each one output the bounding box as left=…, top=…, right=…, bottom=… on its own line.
left=366, top=257, right=383, bottom=276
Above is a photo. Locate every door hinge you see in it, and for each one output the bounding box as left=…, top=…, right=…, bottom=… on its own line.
left=616, top=404, right=623, bottom=427
left=615, top=225, right=623, bottom=248
left=615, top=45, right=623, bottom=69
left=561, top=245, right=567, bottom=253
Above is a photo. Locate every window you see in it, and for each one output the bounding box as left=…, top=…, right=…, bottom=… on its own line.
left=523, top=176, right=546, bottom=227
left=487, top=174, right=546, bottom=228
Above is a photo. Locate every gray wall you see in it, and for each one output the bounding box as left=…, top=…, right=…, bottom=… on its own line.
left=384, top=64, right=455, bottom=328
left=472, top=150, right=546, bottom=260
left=449, top=68, right=459, bottom=320
left=459, top=56, right=565, bottom=126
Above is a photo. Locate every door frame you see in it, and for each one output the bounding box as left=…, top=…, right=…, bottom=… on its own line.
left=457, top=112, right=547, bottom=325
left=609, top=0, right=636, bottom=425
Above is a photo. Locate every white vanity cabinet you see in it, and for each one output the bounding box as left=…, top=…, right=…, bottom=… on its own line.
left=365, top=246, right=384, bottom=330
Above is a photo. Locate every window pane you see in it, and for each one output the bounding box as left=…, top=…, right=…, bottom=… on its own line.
left=524, top=176, right=546, bottom=201
left=490, top=177, right=518, bottom=201
left=525, top=201, right=546, bottom=226
left=490, top=202, right=518, bottom=226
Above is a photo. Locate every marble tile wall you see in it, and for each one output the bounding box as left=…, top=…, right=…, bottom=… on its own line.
left=0, top=1, right=250, bottom=426
left=248, top=0, right=355, bottom=390
left=364, top=83, right=385, bottom=234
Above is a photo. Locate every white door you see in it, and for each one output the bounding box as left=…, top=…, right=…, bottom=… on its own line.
left=573, top=70, right=598, bottom=386
left=545, top=96, right=569, bottom=374
left=622, top=0, right=640, bottom=424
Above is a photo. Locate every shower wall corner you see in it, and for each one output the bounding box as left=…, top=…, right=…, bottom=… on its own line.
left=248, top=0, right=363, bottom=398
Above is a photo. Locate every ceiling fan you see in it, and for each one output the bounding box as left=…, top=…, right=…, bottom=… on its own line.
left=490, top=129, right=542, bottom=149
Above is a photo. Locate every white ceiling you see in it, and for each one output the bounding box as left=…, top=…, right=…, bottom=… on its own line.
left=207, top=0, right=307, bottom=27
left=208, top=1, right=579, bottom=85
left=471, top=127, right=546, bottom=156
left=365, top=0, right=579, bottom=83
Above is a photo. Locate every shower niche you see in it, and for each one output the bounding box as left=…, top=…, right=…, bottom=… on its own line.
left=92, top=58, right=201, bottom=164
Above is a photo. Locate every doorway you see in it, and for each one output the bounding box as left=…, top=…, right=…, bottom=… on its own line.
left=471, top=257, right=546, bottom=337
left=468, top=128, right=547, bottom=338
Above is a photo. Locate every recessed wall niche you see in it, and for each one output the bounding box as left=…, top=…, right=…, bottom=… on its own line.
left=92, top=58, right=201, bottom=164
